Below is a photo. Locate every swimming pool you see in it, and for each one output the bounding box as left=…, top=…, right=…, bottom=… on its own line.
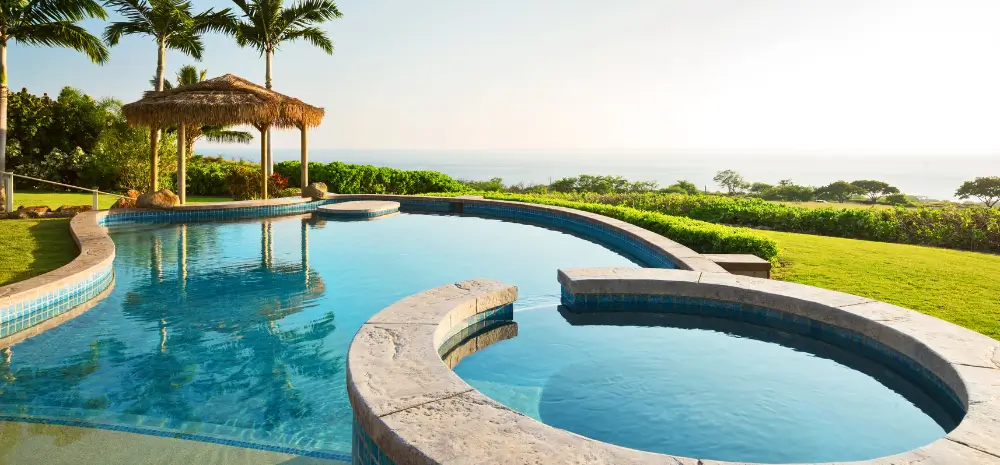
left=0, top=212, right=638, bottom=459
left=0, top=209, right=959, bottom=463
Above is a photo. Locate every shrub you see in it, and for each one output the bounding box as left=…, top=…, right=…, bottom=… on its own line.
left=276, top=187, right=300, bottom=198
left=468, top=193, right=779, bottom=261
left=492, top=192, right=1000, bottom=253
left=227, top=166, right=290, bottom=200
left=274, top=161, right=464, bottom=194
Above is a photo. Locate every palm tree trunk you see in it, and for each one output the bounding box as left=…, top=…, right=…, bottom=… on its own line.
left=149, top=40, right=167, bottom=192
left=265, top=49, right=273, bottom=177
left=0, top=42, right=8, bottom=197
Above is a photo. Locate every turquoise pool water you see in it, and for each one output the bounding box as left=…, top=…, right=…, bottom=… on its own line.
left=0, top=212, right=953, bottom=463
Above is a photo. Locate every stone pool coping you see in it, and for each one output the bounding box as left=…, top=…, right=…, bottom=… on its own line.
left=347, top=272, right=1000, bottom=464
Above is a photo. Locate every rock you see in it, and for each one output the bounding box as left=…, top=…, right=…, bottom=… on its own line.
left=136, top=189, right=179, bottom=209
left=55, top=205, right=93, bottom=213
left=126, top=189, right=140, bottom=199
left=5, top=211, right=30, bottom=220
left=302, top=182, right=328, bottom=200
left=45, top=211, right=77, bottom=218
left=111, top=196, right=137, bottom=209
left=17, top=205, right=49, bottom=215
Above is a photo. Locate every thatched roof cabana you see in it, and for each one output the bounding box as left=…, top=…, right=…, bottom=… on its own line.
left=122, top=74, right=325, bottom=202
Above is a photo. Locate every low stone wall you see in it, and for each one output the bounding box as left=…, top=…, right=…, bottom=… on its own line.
left=347, top=273, right=1000, bottom=464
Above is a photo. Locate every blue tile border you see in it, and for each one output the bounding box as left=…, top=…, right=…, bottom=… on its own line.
left=352, top=416, right=397, bottom=465
left=0, top=264, right=115, bottom=338
left=560, top=287, right=967, bottom=421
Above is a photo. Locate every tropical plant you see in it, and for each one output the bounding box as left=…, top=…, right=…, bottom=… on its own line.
left=226, top=0, right=343, bottom=173
left=713, top=170, right=750, bottom=195
left=850, top=180, right=900, bottom=204
left=157, top=65, right=253, bottom=161
left=103, top=0, right=233, bottom=189
left=956, top=177, right=1000, bottom=208
left=274, top=160, right=464, bottom=194
left=668, top=180, right=700, bottom=195
left=815, top=180, right=862, bottom=203
left=0, top=0, right=109, bottom=189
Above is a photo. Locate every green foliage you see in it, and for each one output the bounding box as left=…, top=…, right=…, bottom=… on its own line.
left=183, top=156, right=239, bottom=195
left=461, top=177, right=505, bottom=191
left=505, top=191, right=1000, bottom=253
left=955, top=177, right=1000, bottom=208
left=815, top=180, right=862, bottom=203
left=666, top=180, right=699, bottom=195
left=227, top=166, right=292, bottom=200
left=548, top=174, right=658, bottom=194
left=227, top=0, right=343, bottom=56
left=713, top=170, right=750, bottom=195
left=80, top=98, right=177, bottom=192
left=274, top=161, right=464, bottom=194
left=103, top=0, right=234, bottom=61
left=757, top=180, right=814, bottom=202
left=0, top=0, right=110, bottom=68
left=851, top=180, right=900, bottom=204
left=884, top=193, right=913, bottom=207
left=472, top=193, right=780, bottom=261
left=276, top=187, right=300, bottom=198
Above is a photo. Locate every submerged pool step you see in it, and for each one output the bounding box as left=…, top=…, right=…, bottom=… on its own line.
left=315, top=200, right=401, bottom=220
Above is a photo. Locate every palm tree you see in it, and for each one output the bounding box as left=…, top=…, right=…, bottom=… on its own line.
left=153, top=65, right=254, bottom=161
left=103, top=0, right=233, bottom=191
left=0, top=0, right=109, bottom=195
left=227, top=0, right=342, bottom=175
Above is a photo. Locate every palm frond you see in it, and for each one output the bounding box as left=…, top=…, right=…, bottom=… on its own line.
left=281, top=26, right=332, bottom=54
left=192, top=8, right=236, bottom=35
left=150, top=74, right=174, bottom=89
left=280, top=0, right=341, bottom=28
left=102, top=20, right=154, bottom=45
left=16, top=22, right=111, bottom=63
left=175, top=64, right=204, bottom=85
left=24, top=0, right=108, bottom=24
left=164, top=29, right=204, bottom=59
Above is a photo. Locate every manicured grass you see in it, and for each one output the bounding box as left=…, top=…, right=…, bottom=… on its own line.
left=0, top=219, right=78, bottom=286
left=9, top=191, right=232, bottom=210
left=759, top=230, right=1000, bottom=340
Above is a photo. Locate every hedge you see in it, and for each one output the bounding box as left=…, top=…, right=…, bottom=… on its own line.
left=506, top=192, right=1000, bottom=253
left=274, top=161, right=463, bottom=195
left=446, top=193, right=779, bottom=261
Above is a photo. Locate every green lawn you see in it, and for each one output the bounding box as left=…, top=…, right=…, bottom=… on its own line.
left=0, top=219, right=78, bottom=286
left=9, top=191, right=232, bottom=210
left=759, top=230, right=1000, bottom=340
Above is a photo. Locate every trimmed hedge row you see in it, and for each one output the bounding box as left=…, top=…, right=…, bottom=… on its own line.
left=275, top=161, right=463, bottom=195
left=510, top=192, right=1000, bottom=253
left=458, top=193, right=780, bottom=261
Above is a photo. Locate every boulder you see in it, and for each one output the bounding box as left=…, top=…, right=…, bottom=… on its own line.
left=111, top=196, right=137, bottom=209
left=45, top=211, right=77, bottom=218
left=136, top=189, right=180, bottom=209
left=126, top=189, right=140, bottom=199
left=302, top=182, right=328, bottom=200
left=5, top=210, right=30, bottom=220
left=17, top=205, right=49, bottom=215
left=55, top=205, right=93, bottom=213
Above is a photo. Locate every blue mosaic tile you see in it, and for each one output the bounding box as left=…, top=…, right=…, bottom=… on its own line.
left=352, top=416, right=397, bottom=465
left=561, top=288, right=966, bottom=419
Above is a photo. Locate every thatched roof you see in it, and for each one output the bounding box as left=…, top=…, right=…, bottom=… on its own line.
left=122, top=74, right=325, bottom=129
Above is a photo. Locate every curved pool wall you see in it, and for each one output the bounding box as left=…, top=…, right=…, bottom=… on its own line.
left=348, top=274, right=1000, bottom=465
left=1, top=195, right=997, bottom=464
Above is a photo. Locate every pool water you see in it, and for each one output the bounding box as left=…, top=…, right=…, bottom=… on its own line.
left=455, top=309, right=956, bottom=463
left=0, top=212, right=953, bottom=463
left=0, top=213, right=638, bottom=458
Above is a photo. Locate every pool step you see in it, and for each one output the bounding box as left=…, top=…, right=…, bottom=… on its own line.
left=315, top=200, right=401, bottom=219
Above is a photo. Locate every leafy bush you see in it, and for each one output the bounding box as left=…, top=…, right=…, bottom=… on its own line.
left=276, top=187, right=300, bottom=198
left=184, top=156, right=234, bottom=195
left=495, top=192, right=1000, bottom=253
left=549, top=174, right=658, bottom=194
left=274, top=161, right=464, bottom=194
left=460, top=177, right=505, bottom=191
left=227, top=166, right=290, bottom=200
left=471, top=193, right=779, bottom=261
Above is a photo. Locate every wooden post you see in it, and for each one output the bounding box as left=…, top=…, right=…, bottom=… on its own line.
left=150, top=128, right=159, bottom=192
left=177, top=124, right=186, bottom=204
left=300, top=125, right=309, bottom=190
left=259, top=126, right=269, bottom=200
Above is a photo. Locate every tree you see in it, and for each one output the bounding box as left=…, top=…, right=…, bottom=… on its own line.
left=669, top=180, right=699, bottom=195
left=815, top=180, right=862, bottom=203
left=226, top=0, right=343, bottom=175
left=103, top=0, right=233, bottom=191
left=749, top=182, right=773, bottom=195
left=157, top=65, right=253, bottom=161
left=0, top=0, right=109, bottom=193
left=713, top=170, right=750, bottom=195
left=955, top=177, right=1000, bottom=208
left=850, top=180, right=900, bottom=204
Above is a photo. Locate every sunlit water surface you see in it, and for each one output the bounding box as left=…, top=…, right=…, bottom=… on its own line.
left=0, top=213, right=951, bottom=462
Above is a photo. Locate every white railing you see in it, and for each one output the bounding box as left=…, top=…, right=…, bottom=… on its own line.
left=1, top=171, right=121, bottom=213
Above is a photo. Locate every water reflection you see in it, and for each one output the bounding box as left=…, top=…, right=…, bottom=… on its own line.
left=0, top=217, right=344, bottom=452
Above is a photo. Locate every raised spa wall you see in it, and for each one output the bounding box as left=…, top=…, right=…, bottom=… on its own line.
left=0, top=194, right=995, bottom=465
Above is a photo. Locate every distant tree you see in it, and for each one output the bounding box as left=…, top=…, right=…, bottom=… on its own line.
left=628, top=180, right=659, bottom=193
left=714, top=170, right=750, bottom=195
left=955, top=177, right=1000, bottom=208
left=749, top=182, right=773, bottom=195
left=851, top=180, right=900, bottom=204
left=884, top=193, right=913, bottom=207
left=549, top=176, right=578, bottom=193
left=815, top=180, right=862, bottom=203
left=669, top=180, right=699, bottom=195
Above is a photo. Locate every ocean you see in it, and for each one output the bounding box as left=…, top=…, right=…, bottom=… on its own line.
left=201, top=148, right=998, bottom=201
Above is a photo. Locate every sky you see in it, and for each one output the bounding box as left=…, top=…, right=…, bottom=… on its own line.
left=11, top=0, right=1000, bottom=153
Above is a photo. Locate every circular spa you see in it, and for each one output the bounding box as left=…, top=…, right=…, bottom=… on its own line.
left=1, top=199, right=994, bottom=464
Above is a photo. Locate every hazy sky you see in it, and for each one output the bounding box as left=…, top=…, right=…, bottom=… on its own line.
left=12, top=0, right=1000, bottom=152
